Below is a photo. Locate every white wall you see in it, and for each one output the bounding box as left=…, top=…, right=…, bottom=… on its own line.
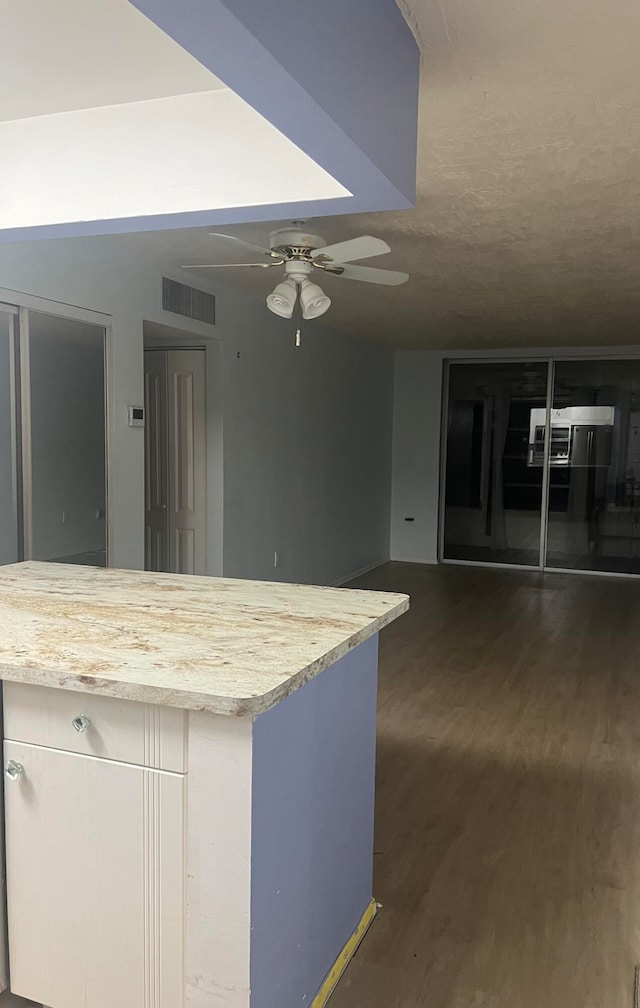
left=144, top=309, right=393, bottom=585
left=222, top=306, right=393, bottom=585
left=390, top=352, right=443, bottom=565
left=0, top=235, right=393, bottom=586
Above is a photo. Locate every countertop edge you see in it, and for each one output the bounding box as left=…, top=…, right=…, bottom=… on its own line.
left=244, top=593, right=410, bottom=716
left=0, top=594, right=410, bottom=716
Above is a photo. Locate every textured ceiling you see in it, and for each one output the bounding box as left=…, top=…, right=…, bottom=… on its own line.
left=122, top=0, right=640, bottom=351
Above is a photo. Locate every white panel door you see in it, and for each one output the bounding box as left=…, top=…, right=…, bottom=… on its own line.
left=0, top=310, right=19, bottom=568
left=144, top=350, right=169, bottom=572
left=5, top=742, right=184, bottom=1008
left=167, top=350, right=206, bottom=576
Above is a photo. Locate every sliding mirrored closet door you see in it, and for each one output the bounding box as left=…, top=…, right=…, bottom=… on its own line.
left=25, top=310, right=107, bottom=566
left=545, top=359, right=640, bottom=575
left=0, top=306, right=20, bottom=565
left=442, top=357, right=640, bottom=576
left=0, top=304, right=108, bottom=569
left=443, top=361, right=549, bottom=566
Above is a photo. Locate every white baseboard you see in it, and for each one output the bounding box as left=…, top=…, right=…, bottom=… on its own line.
left=332, top=559, right=389, bottom=587
left=390, top=555, right=439, bottom=565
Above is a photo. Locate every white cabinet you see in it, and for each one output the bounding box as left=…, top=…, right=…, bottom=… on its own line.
left=4, top=741, right=184, bottom=1008
left=3, top=683, right=187, bottom=772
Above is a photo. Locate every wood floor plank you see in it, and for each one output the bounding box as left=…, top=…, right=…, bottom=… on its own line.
left=332, top=563, right=640, bottom=1008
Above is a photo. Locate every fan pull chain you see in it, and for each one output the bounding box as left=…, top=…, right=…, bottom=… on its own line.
left=295, top=328, right=302, bottom=347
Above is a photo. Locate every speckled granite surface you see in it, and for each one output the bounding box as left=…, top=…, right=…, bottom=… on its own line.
left=0, top=563, right=409, bottom=716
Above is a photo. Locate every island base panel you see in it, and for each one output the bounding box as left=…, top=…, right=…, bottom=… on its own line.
left=1, top=636, right=381, bottom=1008
left=250, top=636, right=379, bottom=1008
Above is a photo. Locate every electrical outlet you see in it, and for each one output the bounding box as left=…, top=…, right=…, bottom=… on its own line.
left=274, top=551, right=280, bottom=568
left=62, top=511, right=70, bottom=524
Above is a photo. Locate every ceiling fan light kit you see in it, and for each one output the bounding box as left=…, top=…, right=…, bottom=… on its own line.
left=265, top=259, right=331, bottom=321
left=265, top=278, right=297, bottom=319
left=184, top=224, right=409, bottom=326
left=299, top=278, right=331, bottom=320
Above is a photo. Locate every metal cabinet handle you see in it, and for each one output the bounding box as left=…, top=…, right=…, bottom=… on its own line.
left=5, top=760, right=24, bottom=781
left=72, top=714, right=91, bottom=734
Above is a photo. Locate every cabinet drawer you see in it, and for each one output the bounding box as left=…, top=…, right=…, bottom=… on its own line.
left=3, top=683, right=187, bottom=772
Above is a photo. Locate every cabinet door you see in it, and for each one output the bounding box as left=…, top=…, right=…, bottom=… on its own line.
left=4, top=742, right=184, bottom=1008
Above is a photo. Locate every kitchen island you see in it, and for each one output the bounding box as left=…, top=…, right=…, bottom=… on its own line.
left=0, top=562, right=408, bottom=1008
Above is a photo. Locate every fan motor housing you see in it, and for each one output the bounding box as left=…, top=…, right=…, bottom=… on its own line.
left=268, top=228, right=325, bottom=256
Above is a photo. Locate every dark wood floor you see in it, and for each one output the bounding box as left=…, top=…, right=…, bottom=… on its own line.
left=333, top=562, right=640, bottom=1008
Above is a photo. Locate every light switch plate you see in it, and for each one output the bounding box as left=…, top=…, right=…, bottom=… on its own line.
left=128, top=406, right=145, bottom=428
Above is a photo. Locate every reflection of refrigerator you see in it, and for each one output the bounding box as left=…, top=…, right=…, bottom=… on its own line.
left=628, top=412, right=640, bottom=482
left=570, top=425, right=612, bottom=467
left=527, top=407, right=615, bottom=468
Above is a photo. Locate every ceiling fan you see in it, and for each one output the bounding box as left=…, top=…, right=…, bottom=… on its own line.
left=183, top=225, right=409, bottom=321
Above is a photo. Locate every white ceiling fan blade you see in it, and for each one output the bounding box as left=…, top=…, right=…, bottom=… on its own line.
left=208, top=232, right=280, bottom=258
left=182, top=262, right=276, bottom=269
left=330, top=263, right=409, bottom=286
left=312, top=235, right=390, bottom=264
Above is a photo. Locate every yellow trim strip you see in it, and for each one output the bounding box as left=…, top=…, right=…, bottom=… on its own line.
left=311, top=898, right=378, bottom=1008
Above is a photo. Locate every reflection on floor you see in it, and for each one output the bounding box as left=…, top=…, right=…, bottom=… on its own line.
left=446, top=507, right=640, bottom=572
left=444, top=542, right=540, bottom=565
left=545, top=552, right=640, bottom=575
left=445, top=507, right=542, bottom=559
left=332, top=562, right=640, bottom=1008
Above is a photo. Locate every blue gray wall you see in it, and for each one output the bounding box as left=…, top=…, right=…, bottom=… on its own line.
left=250, top=636, right=379, bottom=1007
left=133, top=0, right=419, bottom=208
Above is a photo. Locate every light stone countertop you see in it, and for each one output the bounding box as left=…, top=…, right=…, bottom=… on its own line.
left=0, top=562, right=409, bottom=716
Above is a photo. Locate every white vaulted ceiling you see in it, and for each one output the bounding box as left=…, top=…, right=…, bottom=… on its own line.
left=124, top=0, right=640, bottom=351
